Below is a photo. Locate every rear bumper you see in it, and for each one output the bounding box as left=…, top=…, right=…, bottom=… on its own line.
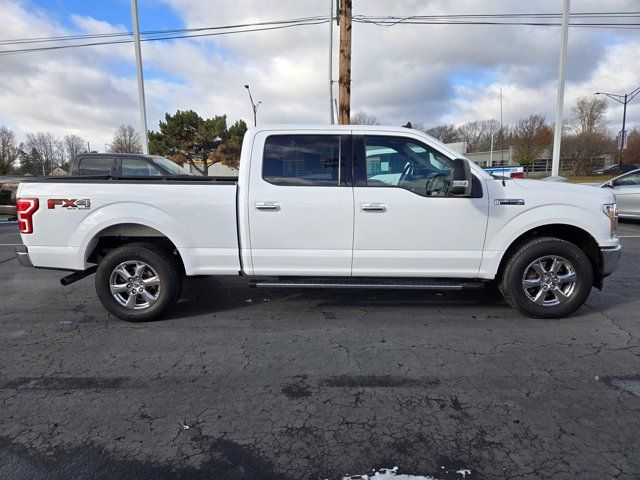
left=600, top=244, right=622, bottom=276
left=15, top=245, right=33, bottom=267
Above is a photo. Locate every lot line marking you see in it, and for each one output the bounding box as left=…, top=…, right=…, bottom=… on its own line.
left=619, top=235, right=640, bottom=238
left=0, top=243, right=21, bottom=246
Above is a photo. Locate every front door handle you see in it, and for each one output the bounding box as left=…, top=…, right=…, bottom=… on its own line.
left=361, top=203, right=386, bottom=212
left=255, top=201, right=280, bottom=211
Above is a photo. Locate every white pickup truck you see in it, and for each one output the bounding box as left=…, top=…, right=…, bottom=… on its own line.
left=16, top=125, right=621, bottom=321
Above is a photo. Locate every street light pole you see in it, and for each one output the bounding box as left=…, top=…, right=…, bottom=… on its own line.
left=130, top=0, right=149, bottom=154
left=244, top=85, right=261, bottom=127
left=596, top=86, right=640, bottom=168
left=550, top=0, right=570, bottom=178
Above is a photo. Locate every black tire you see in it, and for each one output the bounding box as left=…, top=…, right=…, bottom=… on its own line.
left=95, top=243, right=183, bottom=322
left=499, top=237, right=594, bottom=318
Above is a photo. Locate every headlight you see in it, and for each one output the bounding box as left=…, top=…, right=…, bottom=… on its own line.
left=603, top=203, right=618, bottom=235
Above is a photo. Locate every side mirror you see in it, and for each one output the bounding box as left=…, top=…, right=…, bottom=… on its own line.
left=450, top=158, right=473, bottom=197
left=603, top=180, right=614, bottom=188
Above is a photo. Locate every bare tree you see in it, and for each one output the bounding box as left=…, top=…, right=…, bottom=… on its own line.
left=571, top=96, right=608, bottom=134
left=351, top=111, right=379, bottom=125
left=561, top=132, right=614, bottom=176
left=110, top=124, right=143, bottom=153
left=63, top=134, right=86, bottom=163
left=425, top=124, right=459, bottom=143
left=511, top=114, right=553, bottom=169
left=25, top=132, right=64, bottom=175
left=458, top=119, right=503, bottom=152
left=0, top=126, right=21, bottom=174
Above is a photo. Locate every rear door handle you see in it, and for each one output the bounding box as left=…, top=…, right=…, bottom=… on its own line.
left=255, top=201, right=280, bottom=211
left=361, top=203, right=386, bottom=212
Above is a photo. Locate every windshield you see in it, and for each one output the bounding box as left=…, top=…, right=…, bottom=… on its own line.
left=150, top=156, right=191, bottom=175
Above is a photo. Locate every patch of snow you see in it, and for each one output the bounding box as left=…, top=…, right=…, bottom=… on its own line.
left=340, top=466, right=473, bottom=480
left=341, top=466, right=440, bottom=480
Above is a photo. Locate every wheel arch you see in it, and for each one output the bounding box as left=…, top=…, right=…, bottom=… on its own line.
left=84, top=223, right=186, bottom=274
left=495, top=224, right=601, bottom=286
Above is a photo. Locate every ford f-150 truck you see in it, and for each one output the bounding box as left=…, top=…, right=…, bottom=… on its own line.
left=15, top=125, right=621, bottom=321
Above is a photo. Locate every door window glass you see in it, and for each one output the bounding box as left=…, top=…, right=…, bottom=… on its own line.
left=364, top=136, right=452, bottom=197
left=121, top=158, right=163, bottom=176
left=77, top=157, right=113, bottom=175
left=263, top=135, right=340, bottom=186
left=615, top=172, right=640, bottom=186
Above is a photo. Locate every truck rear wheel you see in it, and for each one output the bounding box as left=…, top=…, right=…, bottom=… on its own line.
left=95, top=243, right=182, bottom=322
left=499, top=237, right=593, bottom=318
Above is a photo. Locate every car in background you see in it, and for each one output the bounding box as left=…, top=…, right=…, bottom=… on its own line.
left=69, top=153, right=191, bottom=176
left=592, top=163, right=639, bottom=176
left=0, top=176, right=25, bottom=220
left=601, top=168, right=640, bottom=219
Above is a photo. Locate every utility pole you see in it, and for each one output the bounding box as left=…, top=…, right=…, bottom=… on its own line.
left=550, top=0, right=570, bottom=179
left=328, top=0, right=334, bottom=124
left=131, top=0, right=149, bottom=154
left=338, top=0, right=351, bottom=125
left=596, top=86, right=640, bottom=168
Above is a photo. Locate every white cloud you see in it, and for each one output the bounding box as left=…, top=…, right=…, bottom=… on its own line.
left=0, top=0, right=638, bottom=149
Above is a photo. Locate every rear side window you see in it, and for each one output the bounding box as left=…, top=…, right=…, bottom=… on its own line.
left=263, top=135, right=340, bottom=186
left=77, top=157, right=113, bottom=175
left=121, top=158, right=163, bottom=176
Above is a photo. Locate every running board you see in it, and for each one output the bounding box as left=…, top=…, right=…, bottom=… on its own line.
left=250, top=278, right=486, bottom=291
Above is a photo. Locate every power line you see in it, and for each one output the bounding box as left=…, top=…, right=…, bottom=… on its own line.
left=0, top=16, right=329, bottom=46
left=0, top=10, right=637, bottom=55
left=0, top=11, right=636, bottom=46
left=0, top=19, right=330, bottom=55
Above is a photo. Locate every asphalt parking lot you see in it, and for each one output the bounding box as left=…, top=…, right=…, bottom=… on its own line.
left=1, top=221, right=639, bottom=480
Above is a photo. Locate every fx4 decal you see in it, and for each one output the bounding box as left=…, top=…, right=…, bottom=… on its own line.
left=47, top=199, right=92, bottom=210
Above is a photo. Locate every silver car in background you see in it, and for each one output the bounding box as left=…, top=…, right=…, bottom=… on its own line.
left=602, top=168, right=640, bottom=219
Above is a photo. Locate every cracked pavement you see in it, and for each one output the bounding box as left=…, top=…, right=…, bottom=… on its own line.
left=0, top=222, right=639, bottom=479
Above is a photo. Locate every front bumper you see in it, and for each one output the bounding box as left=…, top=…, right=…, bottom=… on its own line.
left=600, top=244, right=622, bottom=276
left=15, top=245, right=33, bottom=267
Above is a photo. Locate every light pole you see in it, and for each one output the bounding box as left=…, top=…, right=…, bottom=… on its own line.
left=596, top=86, right=640, bottom=168
left=244, top=85, right=262, bottom=127
left=131, top=0, right=149, bottom=154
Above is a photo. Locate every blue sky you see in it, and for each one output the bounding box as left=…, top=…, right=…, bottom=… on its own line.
left=31, top=0, right=183, bottom=31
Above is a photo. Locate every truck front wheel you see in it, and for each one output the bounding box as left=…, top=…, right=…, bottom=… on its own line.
left=499, top=237, right=593, bottom=318
left=95, top=243, right=183, bottom=322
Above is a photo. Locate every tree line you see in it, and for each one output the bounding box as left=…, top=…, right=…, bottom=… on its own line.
left=0, top=112, right=248, bottom=177
left=354, top=96, right=640, bottom=176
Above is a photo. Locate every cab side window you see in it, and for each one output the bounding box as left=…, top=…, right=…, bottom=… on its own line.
left=364, top=136, right=452, bottom=197
left=121, top=157, right=163, bottom=176
left=263, top=135, right=340, bottom=186
left=77, top=157, right=114, bottom=175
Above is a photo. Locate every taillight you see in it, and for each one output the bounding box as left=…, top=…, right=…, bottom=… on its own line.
left=511, top=172, right=524, bottom=179
left=16, top=198, right=39, bottom=234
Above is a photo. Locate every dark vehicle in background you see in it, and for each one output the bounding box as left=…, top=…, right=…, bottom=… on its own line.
left=592, top=163, right=639, bottom=176
left=0, top=176, right=24, bottom=220
left=69, top=153, right=191, bottom=176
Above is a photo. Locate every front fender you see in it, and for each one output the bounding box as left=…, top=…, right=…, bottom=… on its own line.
left=479, top=203, right=611, bottom=279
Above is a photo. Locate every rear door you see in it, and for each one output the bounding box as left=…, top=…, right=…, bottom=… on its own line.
left=351, top=133, right=489, bottom=277
left=247, top=131, right=354, bottom=275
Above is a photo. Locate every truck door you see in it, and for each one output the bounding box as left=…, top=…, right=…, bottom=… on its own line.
left=351, top=134, right=488, bottom=277
left=247, top=132, right=354, bottom=275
